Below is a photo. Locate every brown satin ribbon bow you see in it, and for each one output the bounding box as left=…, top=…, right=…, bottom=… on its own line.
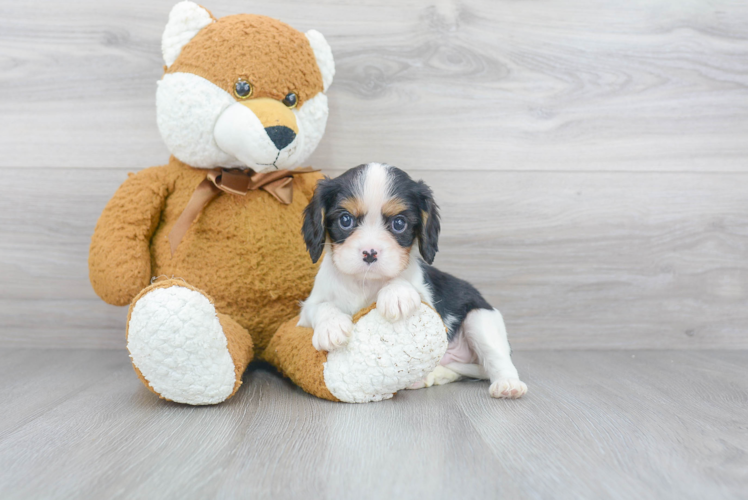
left=168, top=166, right=318, bottom=255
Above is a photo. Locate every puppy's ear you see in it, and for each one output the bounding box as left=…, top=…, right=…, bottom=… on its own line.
left=302, top=178, right=336, bottom=263
left=415, top=180, right=441, bottom=264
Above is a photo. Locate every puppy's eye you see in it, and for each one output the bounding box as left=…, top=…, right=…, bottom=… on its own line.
left=391, top=216, right=407, bottom=233
left=282, top=92, right=298, bottom=108
left=234, top=79, right=253, bottom=99
left=339, top=213, right=354, bottom=230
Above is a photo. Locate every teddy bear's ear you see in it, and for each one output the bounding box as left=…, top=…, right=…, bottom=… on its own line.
left=162, top=1, right=215, bottom=68
left=305, top=30, right=335, bottom=92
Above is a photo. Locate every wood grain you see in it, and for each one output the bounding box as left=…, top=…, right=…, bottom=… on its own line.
left=0, top=349, right=745, bottom=499
left=1, top=168, right=746, bottom=349
left=1, top=0, right=747, bottom=171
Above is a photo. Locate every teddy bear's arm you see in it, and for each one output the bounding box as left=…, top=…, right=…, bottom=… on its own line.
left=89, top=166, right=171, bottom=306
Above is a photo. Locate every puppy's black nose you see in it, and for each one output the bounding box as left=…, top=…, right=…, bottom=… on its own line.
left=265, top=126, right=296, bottom=150
left=362, top=249, right=378, bottom=264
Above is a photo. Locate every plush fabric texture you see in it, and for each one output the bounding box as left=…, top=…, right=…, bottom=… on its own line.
left=90, top=167, right=169, bottom=306
left=217, top=311, right=255, bottom=398
left=89, top=4, right=337, bottom=405
left=126, top=279, right=254, bottom=404
left=162, top=1, right=216, bottom=68
left=168, top=14, right=324, bottom=106
left=264, top=303, right=448, bottom=403
left=156, top=72, right=238, bottom=168
left=304, top=29, right=335, bottom=92
left=127, top=279, right=245, bottom=405
left=91, top=4, right=449, bottom=405
left=323, top=303, right=449, bottom=403
left=91, top=157, right=323, bottom=354
left=262, top=317, right=339, bottom=402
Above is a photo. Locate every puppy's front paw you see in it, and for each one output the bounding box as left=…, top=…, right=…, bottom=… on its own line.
left=312, top=314, right=353, bottom=352
left=376, top=281, right=421, bottom=322
left=489, top=378, right=528, bottom=399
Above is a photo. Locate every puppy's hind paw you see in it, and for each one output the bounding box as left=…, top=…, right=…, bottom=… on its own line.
left=489, top=378, right=527, bottom=399
left=407, top=365, right=462, bottom=390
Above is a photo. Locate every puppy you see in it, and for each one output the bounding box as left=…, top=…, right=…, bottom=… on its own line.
left=299, top=163, right=527, bottom=399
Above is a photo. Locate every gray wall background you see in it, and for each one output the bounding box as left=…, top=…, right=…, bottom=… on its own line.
left=1, top=0, right=746, bottom=349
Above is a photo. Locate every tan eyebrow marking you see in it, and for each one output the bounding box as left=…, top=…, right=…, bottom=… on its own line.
left=382, top=198, right=407, bottom=217
left=340, top=197, right=365, bottom=218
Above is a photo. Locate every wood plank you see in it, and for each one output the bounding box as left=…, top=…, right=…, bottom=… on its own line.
left=2, top=0, right=748, bottom=171
left=1, top=168, right=746, bottom=349
left=0, top=349, right=745, bottom=499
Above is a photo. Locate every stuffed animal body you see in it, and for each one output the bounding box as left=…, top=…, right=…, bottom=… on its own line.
left=89, top=2, right=447, bottom=404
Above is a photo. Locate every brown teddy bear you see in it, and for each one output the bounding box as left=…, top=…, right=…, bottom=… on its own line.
left=89, top=1, right=447, bottom=404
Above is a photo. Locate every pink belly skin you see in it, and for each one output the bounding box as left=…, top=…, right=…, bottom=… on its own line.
left=440, top=333, right=477, bottom=365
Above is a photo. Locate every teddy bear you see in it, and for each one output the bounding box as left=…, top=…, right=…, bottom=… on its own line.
left=89, top=1, right=447, bottom=405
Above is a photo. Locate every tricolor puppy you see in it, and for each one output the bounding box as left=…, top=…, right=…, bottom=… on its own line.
left=299, top=163, right=527, bottom=399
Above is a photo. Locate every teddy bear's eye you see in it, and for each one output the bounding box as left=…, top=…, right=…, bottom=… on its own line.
left=282, top=92, right=298, bottom=108
left=234, top=79, right=253, bottom=99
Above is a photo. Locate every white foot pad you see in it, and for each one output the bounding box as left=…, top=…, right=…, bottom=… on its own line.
left=489, top=378, right=528, bottom=399
left=127, top=286, right=236, bottom=405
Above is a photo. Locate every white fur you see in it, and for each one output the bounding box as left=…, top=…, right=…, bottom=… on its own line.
left=299, top=249, right=426, bottom=329
left=156, top=72, right=237, bottom=168
left=376, top=278, right=422, bottom=322
left=323, top=304, right=447, bottom=403
left=329, top=164, right=409, bottom=280
left=305, top=30, right=335, bottom=92
left=157, top=73, right=330, bottom=171
left=311, top=302, right=353, bottom=351
left=213, top=102, right=284, bottom=168
left=294, top=93, right=330, bottom=167
left=127, top=286, right=237, bottom=405
left=162, top=1, right=214, bottom=68
left=461, top=308, right=527, bottom=399
left=442, top=314, right=458, bottom=334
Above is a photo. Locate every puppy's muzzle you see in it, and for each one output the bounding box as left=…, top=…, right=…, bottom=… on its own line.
left=362, top=249, right=378, bottom=264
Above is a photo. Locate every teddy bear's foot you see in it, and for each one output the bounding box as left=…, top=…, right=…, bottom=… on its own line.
left=321, top=303, right=448, bottom=402
left=127, top=280, right=253, bottom=405
left=263, top=302, right=448, bottom=403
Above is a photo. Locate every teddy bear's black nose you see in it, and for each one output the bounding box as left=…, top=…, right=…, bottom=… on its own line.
left=265, top=126, right=296, bottom=150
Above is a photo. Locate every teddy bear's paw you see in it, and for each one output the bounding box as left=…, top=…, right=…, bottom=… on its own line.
left=127, top=285, right=237, bottom=405
left=489, top=378, right=528, bottom=399
left=312, top=311, right=353, bottom=352
left=376, top=280, right=421, bottom=322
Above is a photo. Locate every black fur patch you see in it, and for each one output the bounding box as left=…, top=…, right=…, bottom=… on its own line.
left=301, top=163, right=442, bottom=265
left=420, top=262, right=493, bottom=341
left=384, top=167, right=441, bottom=264
left=301, top=165, right=367, bottom=263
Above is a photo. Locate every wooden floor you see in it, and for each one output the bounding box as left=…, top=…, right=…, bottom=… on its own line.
left=0, top=348, right=745, bottom=499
